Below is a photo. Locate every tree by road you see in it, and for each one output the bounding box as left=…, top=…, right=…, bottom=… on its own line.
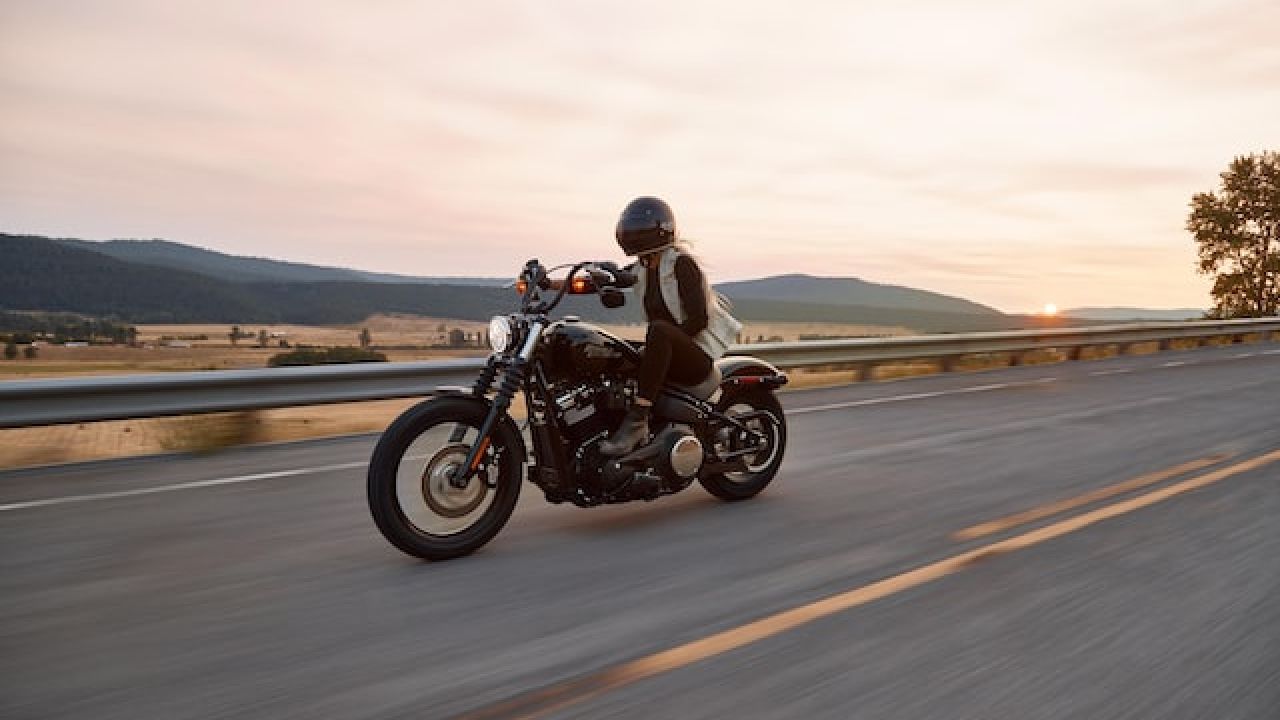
left=4, top=338, right=16, bottom=360
left=1188, top=150, right=1279, bottom=318
left=359, top=327, right=372, bottom=349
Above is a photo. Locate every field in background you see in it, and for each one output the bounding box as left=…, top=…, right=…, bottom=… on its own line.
left=1, top=315, right=940, bottom=469
left=1, top=315, right=911, bottom=381
left=7, top=338, right=1234, bottom=471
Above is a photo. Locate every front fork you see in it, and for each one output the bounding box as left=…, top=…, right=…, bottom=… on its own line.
left=450, top=321, right=545, bottom=488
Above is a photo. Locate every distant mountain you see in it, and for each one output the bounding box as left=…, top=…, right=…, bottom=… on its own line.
left=720, top=297, right=1028, bottom=333
left=1063, top=307, right=1205, bottom=321
left=1, top=233, right=628, bottom=324
left=4, top=232, right=1043, bottom=332
left=2, top=234, right=272, bottom=321
left=716, top=274, right=1003, bottom=317
left=57, top=237, right=509, bottom=286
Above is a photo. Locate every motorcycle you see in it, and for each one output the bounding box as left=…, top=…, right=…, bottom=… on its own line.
left=367, top=258, right=789, bottom=560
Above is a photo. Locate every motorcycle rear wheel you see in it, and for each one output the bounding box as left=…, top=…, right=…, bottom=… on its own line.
left=700, top=389, right=787, bottom=501
left=367, top=396, right=522, bottom=561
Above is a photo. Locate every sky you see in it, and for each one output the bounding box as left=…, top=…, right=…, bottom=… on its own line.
left=2, top=1, right=1277, bottom=312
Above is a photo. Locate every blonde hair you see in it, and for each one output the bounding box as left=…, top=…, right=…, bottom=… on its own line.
left=671, top=238, right=733, bottom=311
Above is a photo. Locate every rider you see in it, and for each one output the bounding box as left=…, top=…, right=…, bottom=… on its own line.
left=599, top=196, right=743, bottom=456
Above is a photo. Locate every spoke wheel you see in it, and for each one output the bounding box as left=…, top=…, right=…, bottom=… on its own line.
left=700, top=390, right=787, bottom=501
left=368, top=397, right=522, bottom=560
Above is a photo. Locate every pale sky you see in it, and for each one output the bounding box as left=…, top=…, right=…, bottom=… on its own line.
left=2, top=1, right=1277, bottom=312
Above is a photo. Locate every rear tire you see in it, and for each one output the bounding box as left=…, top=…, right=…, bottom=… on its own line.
left=700, top=390, right=787, bottom=501
left=367, top=396, right=522, bottom=561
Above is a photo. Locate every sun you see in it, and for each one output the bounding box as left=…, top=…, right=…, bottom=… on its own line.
left=1042, top=303, right=1058, bottom=316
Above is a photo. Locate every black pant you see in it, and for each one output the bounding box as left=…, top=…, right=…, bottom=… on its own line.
left=638, top=320, right=713, bottom=402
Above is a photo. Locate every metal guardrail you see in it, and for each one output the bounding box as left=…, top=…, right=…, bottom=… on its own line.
left=0, top=358, right=486, bottom=429
left=744, top=318, right=1280, bottom=369
left=1, top=318, right=1276, bottom=429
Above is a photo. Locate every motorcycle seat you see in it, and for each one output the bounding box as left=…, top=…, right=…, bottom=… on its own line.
left=668, top=366, right=722, bottom=400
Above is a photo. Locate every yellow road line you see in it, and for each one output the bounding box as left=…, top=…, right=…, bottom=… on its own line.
left=951, top=453, right=1230, bottom=541
left=453, top=447, right=1280, bottom=720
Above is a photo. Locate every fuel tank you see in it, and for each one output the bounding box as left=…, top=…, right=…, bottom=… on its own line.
left=539, top=319, right=641, bottom=381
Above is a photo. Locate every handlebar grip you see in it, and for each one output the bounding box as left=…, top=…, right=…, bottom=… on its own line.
left=598, top=261, right=637, bottom=289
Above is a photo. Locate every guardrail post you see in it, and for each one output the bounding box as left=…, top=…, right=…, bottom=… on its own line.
left=1158, top=339, right=1172, bottom=352
left=1009, top=352, right=1025, bottom=367
left=940, top=355, right=962, bottom=373
left=1065, top=346, right=1084, bottom=361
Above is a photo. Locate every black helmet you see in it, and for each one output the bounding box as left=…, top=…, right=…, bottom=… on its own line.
left=616, top=196, right=676, bottom=256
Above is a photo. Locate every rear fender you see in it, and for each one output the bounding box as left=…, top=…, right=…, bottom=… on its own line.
left=715, top=356, right=789, bottom=391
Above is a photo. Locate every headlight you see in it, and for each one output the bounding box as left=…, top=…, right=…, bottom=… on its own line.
left=488, top=315, right=513, bottom=353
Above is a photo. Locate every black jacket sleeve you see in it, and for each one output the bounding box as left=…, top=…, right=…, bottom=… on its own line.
left=674, top=255, right=709, bottom=336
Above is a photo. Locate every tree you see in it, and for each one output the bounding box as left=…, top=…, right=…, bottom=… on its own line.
left=1188, top=150, right=1280, bottom=318
left=23, top=345, right=37, bottom=359
left=4, top=339, right=16, bottom=360
left=257, top=329, right=269, bottom=347
left=229, top=325, right=242, bottom=346
left=359, top=327, right=372, bottom=349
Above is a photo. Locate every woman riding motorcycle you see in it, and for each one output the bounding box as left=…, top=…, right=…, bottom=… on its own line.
left=600, top=197, right=743, bottom=456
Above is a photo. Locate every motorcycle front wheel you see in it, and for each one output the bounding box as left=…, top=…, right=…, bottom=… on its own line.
left=367, top=396, right=523, bottom=561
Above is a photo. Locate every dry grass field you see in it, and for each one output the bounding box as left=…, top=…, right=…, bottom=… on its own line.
left=7, top=318, right=1241, bottom=471
left=0, top=317, right=908, bottom=469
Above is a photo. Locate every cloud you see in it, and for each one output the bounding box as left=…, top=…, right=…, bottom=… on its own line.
left=0, top=0, right=1270, bottom=310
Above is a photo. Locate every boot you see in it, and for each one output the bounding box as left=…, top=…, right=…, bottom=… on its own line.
left=599, top=403, right=651, bottom=456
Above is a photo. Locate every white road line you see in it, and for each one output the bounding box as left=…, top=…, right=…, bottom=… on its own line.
left=819, top=396, right=1176, bottom=464
left=1233, top=353, right=1255, bottom=359
left=0, top=461, right=368, bottom=513
left=1162, top=360, right=1188, bottom=367
left=1265, top=349, right=1280, bottom=355
left=1089, top=368, right=1132, bottom=376
left=789, top=377, right=1057, bottom=416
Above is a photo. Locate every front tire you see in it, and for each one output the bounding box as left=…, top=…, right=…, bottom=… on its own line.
left=700, top=389, right=787, bottom=501
left=367, top=396, right=523, bottom=561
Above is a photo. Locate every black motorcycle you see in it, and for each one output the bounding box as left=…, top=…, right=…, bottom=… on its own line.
left=367, top=259, right=788, bottom=560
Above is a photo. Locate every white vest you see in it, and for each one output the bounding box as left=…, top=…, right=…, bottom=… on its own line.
left=634, top=247, right=743, bottom=360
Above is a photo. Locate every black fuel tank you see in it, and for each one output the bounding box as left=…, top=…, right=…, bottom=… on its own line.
left=539, top=319, right=641, bottom=381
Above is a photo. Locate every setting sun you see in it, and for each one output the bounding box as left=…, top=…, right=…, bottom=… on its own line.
left=1042, top=303, right=1058, bottom=316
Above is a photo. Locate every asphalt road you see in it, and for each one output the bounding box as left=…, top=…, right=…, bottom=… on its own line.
left=2, top=343, right=1278, bottom=720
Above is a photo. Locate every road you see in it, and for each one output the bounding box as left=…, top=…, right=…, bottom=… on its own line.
left=2, top=343, right=1278, bottom=719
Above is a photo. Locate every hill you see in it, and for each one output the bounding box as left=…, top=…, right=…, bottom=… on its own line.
left=57, top=237, right=508, bottom=285
left=722, top=297, right=1027, bottom=333
left=0, top=234, right=633, bottom=324
left=717, top=274, right=1003, bottom=316
left=2, top=234, right=270, bottom=322
left=1063, top=307, right=1205, bottom=321
left=4, top=232, right=1029, bottom=331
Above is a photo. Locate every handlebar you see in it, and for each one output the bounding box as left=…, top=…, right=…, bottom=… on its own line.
left=519, top=260, right=635, bottom=315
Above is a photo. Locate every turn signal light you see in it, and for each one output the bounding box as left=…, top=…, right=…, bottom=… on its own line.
left=569, top=276, right=594, bottom=294
left=515, top=279, right=529, bottom=295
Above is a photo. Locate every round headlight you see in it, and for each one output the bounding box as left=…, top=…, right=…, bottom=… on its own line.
left=488, top=315, right=513, bottom=353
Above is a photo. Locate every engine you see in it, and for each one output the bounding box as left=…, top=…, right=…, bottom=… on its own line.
left=542, top=378, right=704, bottom=506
